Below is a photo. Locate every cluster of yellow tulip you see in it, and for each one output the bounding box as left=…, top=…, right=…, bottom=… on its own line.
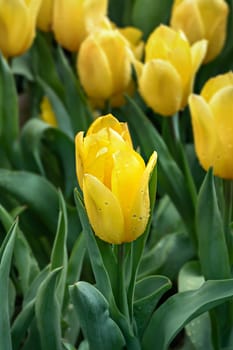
left=0, top=0, right=232, bottom=243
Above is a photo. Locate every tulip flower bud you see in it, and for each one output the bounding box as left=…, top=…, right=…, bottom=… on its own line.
left=40, top=97, right=57, bottom=127
left=53, top=0, right=108, bottom=52
left=0, top=0, right=42, bottom=58
left=170, top=0, right=229, bottom=63
left=189, top=72, right=233, bottom=179
left=77, top=29, right=134, bottom=102
left=75, top=114, right=157, bottom=244
left=37, top=0, right=53, bottom=32
left=137, top=25, right=207, bottom=116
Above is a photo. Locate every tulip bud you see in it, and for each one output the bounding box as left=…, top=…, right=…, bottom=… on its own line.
left=170, top=0, right=229, bottom=63
left=77, top=29, right=134, bottom=102
left=40, top=97, right=57, bottom=127
left=53, top=0, right=108, bottom=52
left=137, top=25, right=207, bottom=116
left=0, top=0, right=42, bottom=58
left=189, top=72, right=233, bottom=179
left=37, top=0, right=53, bottom=32
left=75, top=114, right=157, bottom=244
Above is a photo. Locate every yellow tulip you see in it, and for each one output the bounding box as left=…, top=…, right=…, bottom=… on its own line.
left=137, top=25, right=207, bottom=116
left=189, top=72, right=233, bottom=179
left=0, top=0, right=42, bottom=58
left=170, top=0, right=229, bottom=63
left=77, top=29, right=134, bottom=101
left=75, top=114, right=157, bottom=244
left=53, top=0, right=107, bottom=52
left=37, top=0, right=53, bottom=32
left=40, top=97, right=57, bottom=127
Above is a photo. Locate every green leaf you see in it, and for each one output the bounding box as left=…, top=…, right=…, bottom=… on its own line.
left=0, top=169, right=59, bottom=235
left=0, top=203, right=39, bottom=294
left=35, top=267, right=63, bottom=350
left=11, top=299, right=35, bottom=350
left=196, top=169, right=231, bottom=279
left=143, top=278, right=233, bottom=350
left=51, top=191, right=68, bottom=307
left=0, top=54, right=19, bottom=155
left=56, top=47, right=92, bottom=133
left=20, top=118, right=76, bottom=198
left=132, top=0, right=172, bottom=38
left=0, top=221, right=17, bottom=350
left=124, top=96, right=196, bottom=244
left=134, top=275, right=171, bottom=339
left=74, top=189, right=114, bottom=303
left=67, top=232, right=86, bottom=285
left=70, top=281, right=125, bottom=350
left=178, top=261, right=213, bottom=350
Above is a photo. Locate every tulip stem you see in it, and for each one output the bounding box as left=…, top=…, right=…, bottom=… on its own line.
left=223, top=180, right=233, bottom=260
left=117, top=244, right=130, bottom=321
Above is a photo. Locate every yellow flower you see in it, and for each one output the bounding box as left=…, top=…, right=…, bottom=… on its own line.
left=37, top=0, right=53, bottom=32
left=170, top=0, right=229, bottom=63
left=75, top=114, right=157, bottom=244
left=189, top=72, right=233, bottom=179
left=77, top=29, right=134, bottom=101
left=137, top=25, right=207, bottom=116
left=40, top=96, right=57, bottom=127
left=0, top=0, right=42, bottom=58
left=53, top=0, right=107, bottom=52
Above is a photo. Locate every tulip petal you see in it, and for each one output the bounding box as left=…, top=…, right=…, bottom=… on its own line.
left=87, top=114, right=133, bottom=147
left=111, top=149, right=146, bottom=229
left=170, top=1, right=204, bottom=43
left=98, top=30, right=132, bottom=95
left=83, top=174, right=124, bottom=244
left=189, top=94, right=216, bottom=171
left=0, top=0, right=35, bottom=57
left=78, top=37, right=113, bottom=99
left=75, top=132, right=85, bottom=189
left=201, top=72, right=233, bottom=103
left=139, top=59, right=183, bottom=116
left=209, top=86, right=233, bottom=147
left=197, top=0, right=228, bottom=39
left=127, top=151, right=157, bottom=242
left=191, top=40, right=208, bottom=74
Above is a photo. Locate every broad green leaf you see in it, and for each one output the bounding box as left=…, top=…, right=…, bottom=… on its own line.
left=143, top=278, right=233, bottom=350
left=0, top=169, right=59, bottom=235
left=70, top=281, right=125, bottom=350
left=38, top=78, right=73, bottom=137
left=0, top=204, right=39, bottom=294
left=56, top=47, right=92, bottom=133
left=67, top=232, right=86, bottom=285
left=0, top=54, right=19, bottom=155
left=23, top=266, right=50, bottom=306
left=31, top=33, right=64, bottom=100
left=139, top=231, right=195, bottom=280
left=51, top=191, right=68, bottom=307
left=134, top=275, right=171, bottom=339
left=74, top=189, right=114, bottom=304
left=35, top=267, right=63, bottom=350
left=132, top=0, right=172, bottom=38
left=178, top=261, right=213, bottom=350
left=197, top=169, right=231, bottom=279
left=0, top=221, right=17, bottom=350
left=20, top=118, right=76, bottom=198
left=11, top=299, right=35, bottom=350
left=123, top=96, right=196, bottom=244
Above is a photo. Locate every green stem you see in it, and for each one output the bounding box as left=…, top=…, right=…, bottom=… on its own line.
left=223, top=180, right=233, bottom=262
left=117, top=244, right=130, bottom=322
